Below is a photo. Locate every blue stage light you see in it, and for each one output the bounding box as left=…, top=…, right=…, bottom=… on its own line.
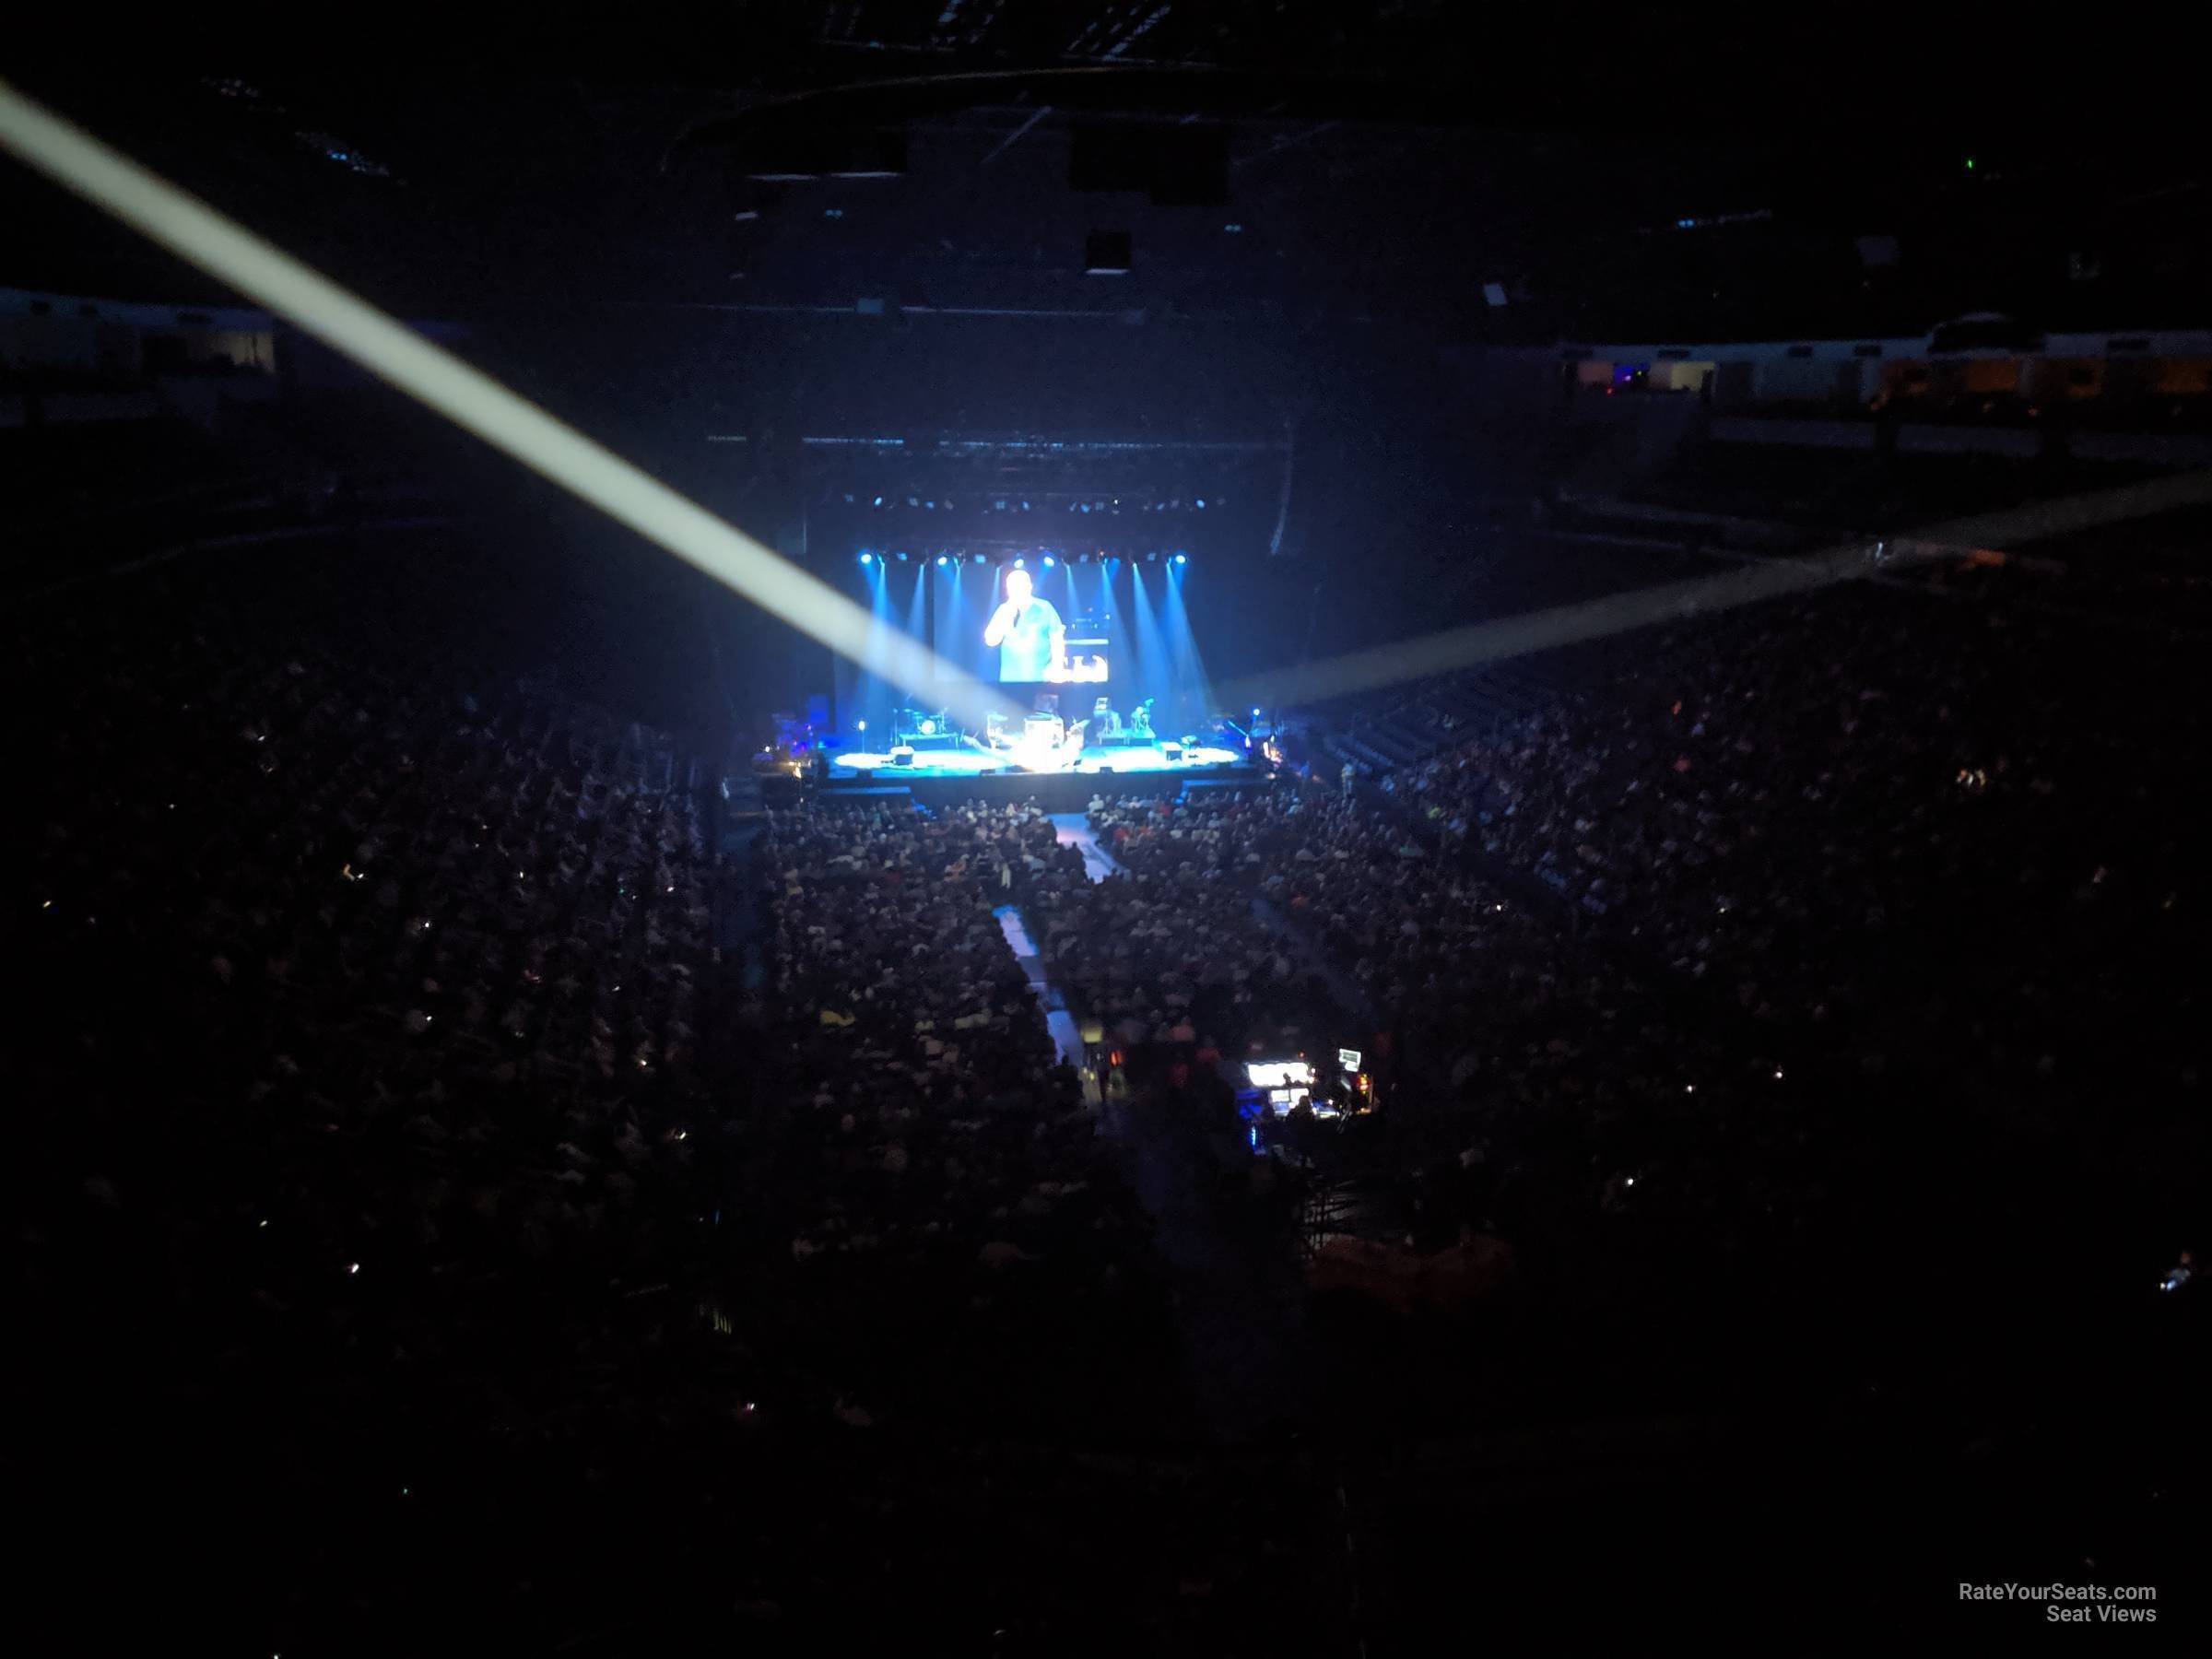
left=1195, top=499, right=1206, bottom=509
left=894, top=550, right=908, bottom=561
left=1013, top=557, right=1024, bottom=568
left=935, top=556, right=949, bottom=567
left=1174, top=552, right=1187, bottom=564
left=1041, top=555, right=1055, bottom=568
left=858, top=552, right=873, bottom=564
left=872, top=497, right=883, bottom=507
left=973, top=553, right=986, bottom=563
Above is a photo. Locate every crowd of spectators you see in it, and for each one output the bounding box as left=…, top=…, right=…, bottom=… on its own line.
left=1353, top=578, right=2202, bottom=1119
left=14, top=582, right=1298, bottom=1647
left=740, top=796, right=1357, bottom=1637
left=17, top=578, right=769, bottom=1640
left=17, top=487, right=2204, bottom=1645
left=1029, top=795, right=1331, bottom=1065
left=749, top=795, right=1181, bottom=1437
left=1072, top=784, right=1806, bottom=1281
left=1254, top=557, right=2206, bottom=1388
left=1004, top=547, right=2206, bottom=1382
left=23, top=594, right=722, bottom=1315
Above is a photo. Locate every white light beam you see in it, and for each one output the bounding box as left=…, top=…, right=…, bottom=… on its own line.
left=0, top=79, right=1017, bottom=731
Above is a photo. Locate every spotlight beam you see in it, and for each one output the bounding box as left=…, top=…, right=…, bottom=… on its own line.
left=0, top=80, right=1018, bottom=731
left=1223, top=468, right=2212, bottom=711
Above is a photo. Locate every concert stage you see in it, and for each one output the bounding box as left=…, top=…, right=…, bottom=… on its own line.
left=824, top=740, right=1262, bottom=807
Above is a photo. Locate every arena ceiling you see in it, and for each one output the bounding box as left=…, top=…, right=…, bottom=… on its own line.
left=1, top=12, right=2202, bottom=339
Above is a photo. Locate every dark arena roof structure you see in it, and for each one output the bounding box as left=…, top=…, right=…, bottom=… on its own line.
left=4, top=18, right=2207, bottom=1653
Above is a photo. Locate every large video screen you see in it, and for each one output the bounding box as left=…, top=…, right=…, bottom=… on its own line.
left=936, top=561, right=1110, bottom=686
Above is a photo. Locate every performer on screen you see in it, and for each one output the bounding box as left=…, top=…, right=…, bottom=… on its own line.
left=983, top=567, right=1066, bottom=682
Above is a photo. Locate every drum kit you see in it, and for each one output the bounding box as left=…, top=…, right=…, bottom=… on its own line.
left=893, top=706, right=956, bottom=748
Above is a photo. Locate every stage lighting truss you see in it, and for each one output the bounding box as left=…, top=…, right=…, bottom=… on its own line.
left=838, top=541, right=1167, bottom=578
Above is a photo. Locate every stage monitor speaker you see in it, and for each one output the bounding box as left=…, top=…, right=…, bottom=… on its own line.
left=1097, top=766, right=1113, bottom=777
left=1162, top=742, right=1183, bottom=760
left=888, top=746, right=916, bottom=768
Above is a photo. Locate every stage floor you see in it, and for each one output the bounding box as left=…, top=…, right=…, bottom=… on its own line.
left=828, top=741, right=1245, bottom=781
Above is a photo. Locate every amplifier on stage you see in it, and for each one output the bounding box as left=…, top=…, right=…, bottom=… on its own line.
left=888, top=746, right=916, bottom=768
